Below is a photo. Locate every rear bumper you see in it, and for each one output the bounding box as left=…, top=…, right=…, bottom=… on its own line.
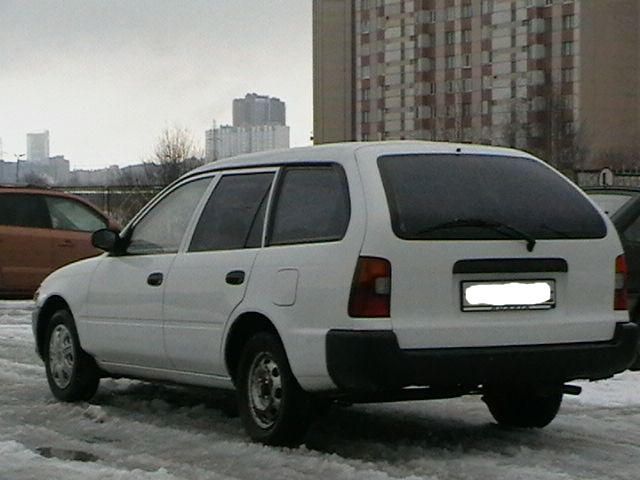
left=326, top=322, right=639, bottom=393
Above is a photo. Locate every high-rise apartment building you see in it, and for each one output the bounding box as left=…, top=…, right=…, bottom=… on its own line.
left=26, top=130, right=50, bottom=162
left=313, top=0, right=640, bottom=167
left=233, top=93, right=286, bottom=127
left=206, top=94, right=290, bottom=161
left=205, top=122, right=290, bottom=162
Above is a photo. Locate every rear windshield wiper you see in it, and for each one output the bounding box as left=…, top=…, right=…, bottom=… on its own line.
left=417, top=218, right=537, bottom=252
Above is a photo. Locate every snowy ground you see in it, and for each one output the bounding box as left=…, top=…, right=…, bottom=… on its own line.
left=1, top=300, right=639, bottom=480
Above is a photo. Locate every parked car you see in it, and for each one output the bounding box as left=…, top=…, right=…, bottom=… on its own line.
left=0, top=187, right=117, bottom=298
left=582, top=186, right=640, bottom=216
left=585, top=186, right=640, bottom=369
left=32, top=142, right=638, bottom=446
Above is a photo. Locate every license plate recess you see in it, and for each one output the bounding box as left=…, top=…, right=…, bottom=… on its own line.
left=461, top=279, right=555, bottom=312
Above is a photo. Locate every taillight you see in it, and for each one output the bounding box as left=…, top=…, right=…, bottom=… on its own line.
left=614, top=254, right=628, bottom=311
left=348, top=256, right=391, bottom=317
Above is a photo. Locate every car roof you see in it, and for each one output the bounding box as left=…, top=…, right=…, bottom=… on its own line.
left=582, top=186, right=640, bottom=195
left=0, top=185, right=76, bottom=197
left=0, top=185, right=109, bottom=219
left=184, top=141, right=536, bottom=179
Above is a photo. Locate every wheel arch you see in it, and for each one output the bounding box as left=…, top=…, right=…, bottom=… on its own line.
left=224, top=311, right=282, bottom=384
left=36, top=295, right=72, bottom=359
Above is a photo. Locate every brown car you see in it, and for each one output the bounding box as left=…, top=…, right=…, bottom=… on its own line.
left=0, top=187, right=118, bottom=298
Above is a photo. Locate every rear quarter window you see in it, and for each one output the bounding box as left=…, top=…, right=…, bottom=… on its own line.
left=378, top=154, right=606, bottom=240
left=268, top=165, right=350, bottom=245
left=0, top=193, right=51, bottom=229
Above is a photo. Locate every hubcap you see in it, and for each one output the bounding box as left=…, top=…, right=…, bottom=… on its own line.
left=248, top=352, right=282, bottom=429
left=48, top=325, right=75, bottom=389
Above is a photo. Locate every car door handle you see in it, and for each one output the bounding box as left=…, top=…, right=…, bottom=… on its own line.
left=147, top=272, right=164, bottom=287
left=57, top=240, right=74, bottom=248
left=225, top=270, right=245, bottom=285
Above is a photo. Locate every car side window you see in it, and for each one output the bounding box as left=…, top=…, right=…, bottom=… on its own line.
left=268, top=165, right=350, bottom=246
left=0, top=193, right=51, bottom=229
left=189, top=173, right=274, bottom=252
left=127, top=178, right=211, bottom=255
left=45, top=196, right=108, bottom=232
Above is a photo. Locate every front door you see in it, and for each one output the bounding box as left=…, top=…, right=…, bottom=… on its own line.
left=82, top=177, right=212, bottom=368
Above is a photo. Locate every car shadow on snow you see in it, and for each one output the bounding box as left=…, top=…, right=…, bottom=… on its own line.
left=90, top=380, right=244, bottom=436
left=90, top=380, right=554, bottom=458
left=304, top=401, right=550, bottom=459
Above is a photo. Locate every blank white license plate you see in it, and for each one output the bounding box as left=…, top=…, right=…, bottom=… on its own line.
left=461, top=280, right=555, bottom=312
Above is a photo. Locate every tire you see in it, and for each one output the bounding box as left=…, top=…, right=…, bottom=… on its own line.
left=483, top=384, right=563, bottom=428
left=629, top=354, right=640, bottom=371
left=236, top=332, right=313, bottom=446
left=44, top=309, right=100, bottom=402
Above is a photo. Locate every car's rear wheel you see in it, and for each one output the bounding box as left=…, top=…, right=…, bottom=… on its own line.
left=45, top=310, right=100, bottom=402
left=236, top=332, right=313, bottom=446
left=483, top=384, right=563, bottom=428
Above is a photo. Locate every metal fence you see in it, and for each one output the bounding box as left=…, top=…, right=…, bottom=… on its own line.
left=58, top=185, right=164, bottom=225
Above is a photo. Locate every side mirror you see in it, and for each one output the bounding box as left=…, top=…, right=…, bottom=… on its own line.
left=91, top=228, right=120, bottom=252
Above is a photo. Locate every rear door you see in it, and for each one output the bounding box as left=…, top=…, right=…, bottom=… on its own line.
left=162, top=170, right=276, bottom=375
left=358, top=150, right=619, bottom=350
left=0, top=193, right=53, bottom=296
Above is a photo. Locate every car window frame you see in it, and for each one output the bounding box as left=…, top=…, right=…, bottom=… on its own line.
left=184, top=167, right=279, bottom=253
left=377, top=153, right=607, bottom=241
left=0, top=192, right=52, bottom=229
left=264, top=162, right=351, bottom=247
left=117, top=174, right=216, bottom=257
left=43, top=194, right=109, bottom=232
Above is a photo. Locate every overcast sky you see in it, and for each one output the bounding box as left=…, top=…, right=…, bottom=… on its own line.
left=0, top=0, right=312, bottom=169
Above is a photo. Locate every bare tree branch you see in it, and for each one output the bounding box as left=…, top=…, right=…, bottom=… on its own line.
left=147, top=126, right=204, bottom=185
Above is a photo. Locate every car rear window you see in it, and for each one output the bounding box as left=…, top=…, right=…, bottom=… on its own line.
left=378, top=154, right=606, bottom=240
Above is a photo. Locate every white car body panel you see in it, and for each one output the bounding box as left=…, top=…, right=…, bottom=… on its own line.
left=83, top=253, right=175, bottom=368
left=163, top=248, right=259, bottom=375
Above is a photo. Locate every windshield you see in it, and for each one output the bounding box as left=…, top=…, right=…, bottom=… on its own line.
left=587, top=193, right=635, bottom=216
left=378, top=154, right=607, bottom=241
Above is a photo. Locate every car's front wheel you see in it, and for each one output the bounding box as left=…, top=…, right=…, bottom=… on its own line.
left=236, top=332, right=313, bottom=446
left=483, top=384, right=563, bottom=428
left=44, top=310, right=100, bottom=402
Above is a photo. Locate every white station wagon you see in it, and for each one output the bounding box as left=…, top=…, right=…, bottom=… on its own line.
left=33, top=142, right=638, bottom=446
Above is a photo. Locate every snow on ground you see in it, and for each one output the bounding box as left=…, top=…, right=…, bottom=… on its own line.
left=0, top=300, right=638, bottom=480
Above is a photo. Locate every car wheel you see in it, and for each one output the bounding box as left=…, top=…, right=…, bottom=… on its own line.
left=44, top=310, right=100, bottom=402
left=236, top=332, right=313, bottom=446
left=483, top=384, right=563, bottom=428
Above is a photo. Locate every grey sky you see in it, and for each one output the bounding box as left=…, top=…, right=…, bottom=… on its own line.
left=0, top=0, right=312, bottom=168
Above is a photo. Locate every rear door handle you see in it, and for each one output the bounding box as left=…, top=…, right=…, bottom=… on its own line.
left=57, top=240, right=74, bottom=248
left=147, top=272, right=164, bottom=287
left=225, top=270, right=245, bottom=285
